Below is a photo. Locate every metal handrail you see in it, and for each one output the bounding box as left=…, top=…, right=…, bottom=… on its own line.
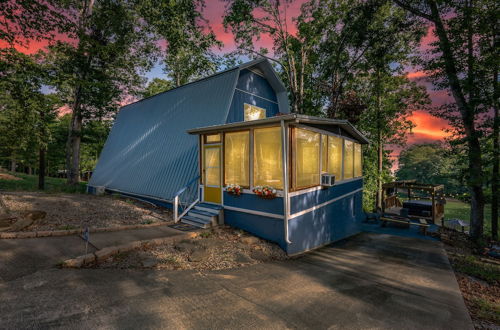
left=173, top=175, right=200, bottom=222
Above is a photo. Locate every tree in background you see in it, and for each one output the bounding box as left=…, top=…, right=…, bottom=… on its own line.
left=140, top=78, right=175, bottom=99
left=354, top=1, right=428, bottom=210
left=223, top=0, right=321, bottom=114
left=396, top=143, right=468, bottom=196
left=140, top=0, right=222, bottom=87
left=0, top=0, right=66, bottom=47
left=45, top=0, right=157, bottom=185
left=0, top=49, right=60, bottom=189
left=393, top=0, right=497, bottom=240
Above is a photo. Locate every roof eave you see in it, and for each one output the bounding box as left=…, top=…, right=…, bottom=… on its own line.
left=187, top=114, right=370, bottom=144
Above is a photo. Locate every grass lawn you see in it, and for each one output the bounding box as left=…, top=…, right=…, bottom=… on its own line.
left=445, top=200, right=497, bottom=238
left=0, top=171, right=86, bottom=193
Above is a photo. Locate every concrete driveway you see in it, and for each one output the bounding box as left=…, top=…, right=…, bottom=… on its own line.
left=0, top=225, right=184, bottom=282
left=0, top=233, right=473, bottom=329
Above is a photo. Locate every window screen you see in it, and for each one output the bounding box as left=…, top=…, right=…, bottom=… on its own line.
left=344, top=140, right=354, bottom=179
left=295, top=128, right=320, bottom=188
left=224, top=131, right=250, bottom=186
left=253, top=127, right=282, bottom=189
left=328, top=136, right=343, bottom=180
left=354, top=143, right=362, bottom=177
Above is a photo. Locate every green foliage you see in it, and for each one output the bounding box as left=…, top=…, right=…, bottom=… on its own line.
left=0, top=0, right=67, bottom=46
left=0, top=48, right=60, bottom=174
left=451, top=254, right=500, bottom=285
left=397, top=143, right=468, bottom=196
left=0, top=172, right=86, bottom=193
left=141, top=78, right=175, bottom=99
left=140, top=0, right=222, bottom=86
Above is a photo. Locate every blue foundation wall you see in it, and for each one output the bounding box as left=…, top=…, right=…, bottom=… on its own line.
left=223, top=192, right=286, bottom=249
left=286, top=179, right=364, bottom=255
left=226, top=69, right=280, bottom=123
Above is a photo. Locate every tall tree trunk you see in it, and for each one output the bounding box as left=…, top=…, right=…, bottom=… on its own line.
left=67, top=107, right=83, bottom=185
left=426, top=0, right=484, bottom=239
left=491, top=68, right=499, bottom=241
left=38, top=147, right=45, bottom=190
left=66, top=0, right=94, bottom=185
left=10, top=159, right=16, bottom=172
left=375, top=70, right=383, bottom=211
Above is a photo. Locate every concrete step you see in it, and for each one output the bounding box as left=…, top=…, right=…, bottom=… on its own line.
left=194, top=205, right=220, bottom=215
left=188, top=209, right=218, bottom=222
left=180, top=215, right=211, bottom=229
left=196, top=203, right=223, bottom=214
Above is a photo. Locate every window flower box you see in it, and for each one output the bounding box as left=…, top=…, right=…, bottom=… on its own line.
left=226, top=184, right=242, bottom=196
left=252, top=186, right=277, bottom=199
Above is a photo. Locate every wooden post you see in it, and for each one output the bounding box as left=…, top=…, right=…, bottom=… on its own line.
left=431, top=189, right=436, bottom=224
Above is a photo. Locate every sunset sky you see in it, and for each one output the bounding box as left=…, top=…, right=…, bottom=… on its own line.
left=7, top=0, right=453, bottom=168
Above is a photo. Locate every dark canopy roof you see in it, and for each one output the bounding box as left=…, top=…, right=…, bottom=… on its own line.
left=187, top=114, right=370, bottom=144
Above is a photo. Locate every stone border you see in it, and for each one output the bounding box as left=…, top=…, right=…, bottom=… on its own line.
left=0, top=221, right=174, bottom=239
left=61, top=231, right=201, bottom=268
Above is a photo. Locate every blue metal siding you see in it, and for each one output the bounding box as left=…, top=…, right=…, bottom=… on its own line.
left=290, top=179, right=363, bottom=214
left=224, top=209, right=286, bottom=249
left=286, top=189, right=364, bottom=255
left=223, top=192, right=284, bottom=215
left=89, top=69, right=240, bottom=200
left=236, top=69, right=277, bottom=102
left=226, top=70, right=280, bottom=123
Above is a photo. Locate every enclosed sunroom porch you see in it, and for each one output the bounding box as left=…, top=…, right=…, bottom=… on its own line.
left=187, top=114, right=369, bottom=254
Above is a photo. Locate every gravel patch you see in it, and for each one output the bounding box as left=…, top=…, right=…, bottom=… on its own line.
left=1, top=192, right=172, bottom=231
left=95, top=226, right=288, bottom=271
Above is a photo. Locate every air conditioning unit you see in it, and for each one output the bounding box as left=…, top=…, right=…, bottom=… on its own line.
left=321, top=174, right=335, bottom=187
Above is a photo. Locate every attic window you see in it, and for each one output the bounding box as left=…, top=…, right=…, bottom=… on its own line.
left=244, top=104, right=266, bottom=121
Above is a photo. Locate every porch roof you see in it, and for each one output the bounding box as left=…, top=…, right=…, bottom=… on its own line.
left=187, top=114, right=370, bottom=144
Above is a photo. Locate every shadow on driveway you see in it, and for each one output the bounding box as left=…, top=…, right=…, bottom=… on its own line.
left=0, top=232, right=473, bottom=329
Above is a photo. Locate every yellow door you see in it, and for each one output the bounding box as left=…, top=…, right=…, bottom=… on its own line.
left=203, top=144, right=222, bottom=204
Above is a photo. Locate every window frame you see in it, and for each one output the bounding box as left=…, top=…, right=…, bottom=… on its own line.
left=244, top=103, right=267, bottom=121
left=223, top=129, right=251, bottom=188
left=252, top=125, right=284, bottom=190
left=291, top=127, right=321, bottom=191
left=289, top=124, right=363, bottom=192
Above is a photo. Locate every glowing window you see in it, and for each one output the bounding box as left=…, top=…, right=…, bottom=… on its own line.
left=354, top=143, right=362, bottom=177
left=205, top=134, right=221, bottom=143
left=294, top=128, right=320, bottom=188
left=244, top=104, right=266, bottom=121
left=328, top=136, right=343, bottom=180
left=344, top=140, right=354, bottom=179
left=204, top=147, right=220, bottom=186
left=253, top=127, right=282, bottom=189
left=224, top=131, right=250, bottom=187
left=321, top=134, right=328, bottom=173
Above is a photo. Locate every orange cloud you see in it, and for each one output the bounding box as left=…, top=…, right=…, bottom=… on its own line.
left=407, top=71, right=427, bottom=79
left=410, top=110, right=451, bottom=140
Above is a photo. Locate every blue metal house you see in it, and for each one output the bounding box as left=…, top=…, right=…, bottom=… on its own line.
left=89, top=59, right=369, bottom=254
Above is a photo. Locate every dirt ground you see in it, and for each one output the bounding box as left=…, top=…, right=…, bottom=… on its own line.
left=0, top=173, right=21, bottom=181
left=95, top=226, right=288, bottom=271
left=441, top=229, right=500, bottom=329
left=1, top=192, right=172, bottom=231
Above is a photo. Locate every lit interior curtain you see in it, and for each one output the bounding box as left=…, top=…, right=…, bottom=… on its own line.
left=328, top=136, right=343, bottom=180
left=244, top=104, right=266, bottom=121
left=321, top=134, right=328, bottom=173
left=253, top=127, right=283, bottom=189
left=354, top=143, right=362, bottom=177
left=205, top=147, right=220, bottom=186
left=344, top=140, right=354, bottom=179
left=295, top=128, right=320, bottom=188
left=224, top=131, right=249, bottom=186
left=206, top=133, right=220, bottom=143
